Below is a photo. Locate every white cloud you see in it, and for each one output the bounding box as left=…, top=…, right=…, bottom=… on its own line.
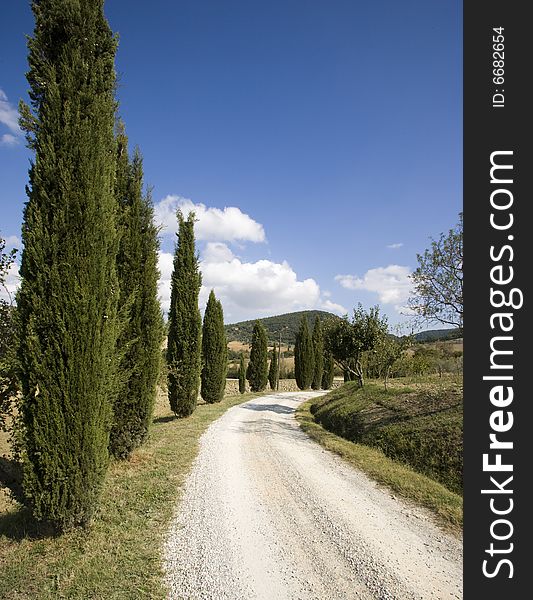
left=154, top=195, right=266, bottom=243
left=0, top=262, right=20, bottom=304
left=386, top=242, right=403, bottom=249
left=157, top=244, right=346, bottom=321
left=1, top=133, right=18, bottom=146
left=0, top=89, right=22, bottom=144
left=3, top=235, right=21, bottom=247
left=335, top=264, right=413, bottom=312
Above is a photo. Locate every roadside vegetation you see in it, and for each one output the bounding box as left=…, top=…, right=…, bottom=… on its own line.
left=0, top=390, right=261, bottom=599
left=296, top=374, right=463, bottom=532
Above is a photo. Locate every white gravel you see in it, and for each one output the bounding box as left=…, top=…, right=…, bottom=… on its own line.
left=164, top=392, right=463, bottom=600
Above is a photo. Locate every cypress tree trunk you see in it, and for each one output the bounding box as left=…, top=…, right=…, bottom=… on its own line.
left=247, top=321, right=268, bottom=392
left=238, top=353, right=246, bottom=394
left=294, top=316, right=314, bottom=390
left=311, top=316, right=324, bottom=390
left=110, top=127, right=163, bottom=458
left=201, top=290, right=227, bottom=403
left=321, top=350, right=335, bottom=389
left=17, top=0, right=120, bottom=529
left=167, top=211, right=202, bottom=417
left=268, top=342, right=279, bottom=390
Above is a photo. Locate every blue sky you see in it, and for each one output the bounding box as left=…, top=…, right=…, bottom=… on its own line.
left=0, top=0, right=462, bottom=328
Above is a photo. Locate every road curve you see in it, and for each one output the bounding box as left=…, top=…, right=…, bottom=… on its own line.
left=164, top=392, right=462, bottom=600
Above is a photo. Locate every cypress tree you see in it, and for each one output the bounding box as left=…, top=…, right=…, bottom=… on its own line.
left=110, top=126, right=163, bottom=458
left=322, top=350, right=335, bottom=390
left=247, top=321, right=268, bottom=392
left=268, top=342, right=279, bottom=390
left=17, top=0, right=120, bottom=529
left=201, top=290, right=227, bottom=403
left=167, top=211, right=202, bottom=417
left=238, top=353, right=246, bottom=394
left=311, top=316, right=324, bottom=390
left=294, top=316, right=314, bottom=390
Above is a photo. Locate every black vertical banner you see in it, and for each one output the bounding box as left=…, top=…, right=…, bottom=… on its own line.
left=464, top=1, right=532, bottom=597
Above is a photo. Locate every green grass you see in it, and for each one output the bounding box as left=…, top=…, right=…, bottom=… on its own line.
left=0, top=390, right=260, bottom=599
left=296, top=377, right=463, bottom=533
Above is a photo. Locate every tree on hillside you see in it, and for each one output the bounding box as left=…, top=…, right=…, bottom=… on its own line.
left=16, top=0, right=120, bottom=529
left=268, top=342, right=279, bottom=391
left=311, top=316, right=324, bottom=390
left=408, top=213, right=463, bottom=328
left=110, top=126, right=163, bottom=458
left=321, top=350, right=335, bottom=390
left=167, top=211, right=202, bottom=417
left=247, top=321, right=268, bottom=392
left=324, top=305, right=388, bottom=388
left=201, top=290, right=227, bottom=403
left=294, top=316, right=314, bottom=390
left=374, top=333, right=413, bottom=389
left=238, top=353, right=246, bottom=394
left=1, top=237, right=18, bottom=432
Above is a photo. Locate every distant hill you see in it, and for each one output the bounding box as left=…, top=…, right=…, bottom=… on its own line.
left=414, top=328, right=462, bottom=343
left=225, top=310, right=339, bottom=345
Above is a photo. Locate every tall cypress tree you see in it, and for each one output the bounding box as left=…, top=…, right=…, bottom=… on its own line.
left=322, top=350, right=335, bottom=390
left=247, top=321, right=268, bottom=392
left=268, top=342, right=279, bottom=390
left=201, top=290, right=227, bottom=404
left=311, top=316, right=324, bottom=390
left=17, top=0, right=120, bottom=529
left=294, top=316, right=314, bottom=390
left=110, top=126, right=163, bottom=457
left=238, top=353, right=246, bottom=394
left=167, top=211, right=202, bottom=417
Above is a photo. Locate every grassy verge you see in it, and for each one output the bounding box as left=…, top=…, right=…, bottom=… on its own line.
left=0, top=390, right=260, bottom=599
left=296, top=392, right=463, bottom=534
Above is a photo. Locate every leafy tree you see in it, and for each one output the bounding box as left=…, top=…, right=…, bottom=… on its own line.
left=321, top=350, right=335, bottom=390
left=311, top=316, right=324, bottom=390
left=268, top=342, right=279, bottom=390
left=374, top=334, right=413, bottom=389
left=324, top=305, right=388, bottom=388
left=294, top=315, right=314, bottom=390
left=247, top=321, right=268, bottom=392
left=1, top=237, right=18, bottom=432
left=201, top=290, right=227, bottom=403
left=238, top=353, right=246, bottom=394
left=16, top=0, right=120, bottom=529
left=110, top=127, right=163, bottom=457
left=408, top=213, right=463, bottom=328
left=167, top=211, right=202, bottom=417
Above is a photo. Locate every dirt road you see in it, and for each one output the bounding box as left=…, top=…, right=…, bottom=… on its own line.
left=164, top=392, right=462, bottom=599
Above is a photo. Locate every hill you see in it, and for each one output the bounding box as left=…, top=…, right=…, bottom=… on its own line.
left=414, top=328, right=462, bottom=343
left=225, top=310, right=339, bottom=345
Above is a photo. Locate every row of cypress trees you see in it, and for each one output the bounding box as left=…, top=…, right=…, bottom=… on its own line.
left=166, top=211, right=228, bottom=414
left=16, top=0, right=164, bottom=530
left=294, top=316, right=334, bottom=390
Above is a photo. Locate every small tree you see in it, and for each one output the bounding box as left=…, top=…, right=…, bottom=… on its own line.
left=268, top=342, right=279, bottom=390
left=325, top=305, right=388, bottom=388
left=311, top=316, right=324, bottom=390
left=294, top=316, right=314, bottom=390
left=247, top=321, right=268, bottom=392
left=201, top=290, right=227, bottom=403
left=167, top=211, right=202, bottom=417
left=238, top=353, right=246, bottom=394
left=321, top=350, right=335, bottom=390
left=408, top=213, right=463, bottom=328
left=375, top=334, right=413, bottom=389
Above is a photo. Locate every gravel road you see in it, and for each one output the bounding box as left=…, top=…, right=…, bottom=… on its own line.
left=164, top=392, right=462, bottom=600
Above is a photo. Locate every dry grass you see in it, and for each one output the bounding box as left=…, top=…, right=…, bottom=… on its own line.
left=0, top=390, right=261, bottom=599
